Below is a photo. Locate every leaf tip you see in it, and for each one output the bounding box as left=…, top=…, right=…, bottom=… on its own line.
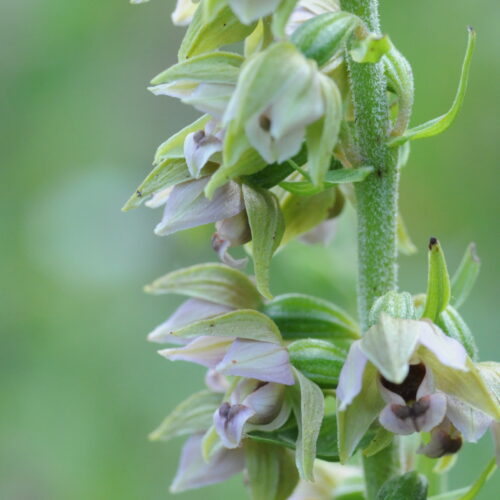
left=428, top=236, right=439, bottom=250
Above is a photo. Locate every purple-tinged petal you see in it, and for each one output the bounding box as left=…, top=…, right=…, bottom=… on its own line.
left=184, top=128, right=223, bottom=179
left=212, top=211, right=251, bottom=269
left=155, top=177, right=244, bottom=236
left=445, top=395, right=492, bottom=443
left=214, top=402, right=256, bottom=448
left=205, top=369, right=230, bottom=393
left=158, top=336, right=232, bottom=368
left=336, top=341, right=368, bottom=411
left=148, top=298, right=233, bottom=344
left=379, top=404, right=419, bottom=435
left=242, top=383, right=285, bottom=424
left=170, top=434, right=244, bottom=493
left=212, top=234, right=249, bottom=269
left=215, top=339, right=295, bottom=385
left=418, top=419, right=463, bottom=459
left=417, top=322, right=468, bottom=371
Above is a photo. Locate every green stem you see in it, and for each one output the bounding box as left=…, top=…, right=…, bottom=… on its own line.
left=341, top=1, right=401, bottom=498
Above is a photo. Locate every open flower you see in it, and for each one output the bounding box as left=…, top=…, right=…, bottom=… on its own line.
left=336, top=314, right=500, bottom=462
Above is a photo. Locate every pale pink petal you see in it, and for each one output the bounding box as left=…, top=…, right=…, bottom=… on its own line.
left=213, top=402, right=256, bottom=448
left=158, top=336, right=232, bottom=368
left=170, top=434, right=244, bottom=493
left=336, top=341, right=368, bottom=411
left=379, top=405, right=418, bottom=435
left=215, top=339, right=295, bottom=385
left=184, top=129, right=222, bottom=178
left=242, top=382, right=285, bottom=424
left=445, top=395, right=492, bottom=443
left=148, top=299, right=233, bottom=344
left=205, top=369, right=230, bottom=393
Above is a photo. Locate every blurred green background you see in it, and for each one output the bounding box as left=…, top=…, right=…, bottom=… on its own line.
left=1, top=1, right=498, bottom=498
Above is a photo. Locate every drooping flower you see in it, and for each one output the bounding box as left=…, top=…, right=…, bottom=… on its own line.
left=336, top=314, right=500, bottom=462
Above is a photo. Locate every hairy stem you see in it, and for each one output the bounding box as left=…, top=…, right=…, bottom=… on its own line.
left=341, top=0, right=401, bottom=498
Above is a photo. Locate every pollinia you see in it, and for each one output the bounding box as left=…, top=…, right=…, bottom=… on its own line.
left=125, top=1, right=500, bottom=498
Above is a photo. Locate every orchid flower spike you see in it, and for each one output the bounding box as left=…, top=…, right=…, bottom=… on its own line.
left=336, top=314, right=500, bottom=462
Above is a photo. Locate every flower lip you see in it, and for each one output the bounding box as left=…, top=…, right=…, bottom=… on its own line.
left=381, top=363, right=427, bottom=403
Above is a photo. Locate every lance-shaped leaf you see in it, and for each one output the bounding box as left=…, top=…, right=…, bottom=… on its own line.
left=289, top=368, right=324, bottom=480
left=288, top=339, right=346, bottom=389
left=281, top=188, right=336, bottom=245
left=153, top=177, right=244, bottom=236
left=245, top=440, right=299, bottom=500
left=272, top=0, right=300, bottom=38
left=263, top=293, right=359, bottom=340
left=376, top=472, right=428, bottom=500
left=149, top=391, right=222, bottom=441
left=144, top=262, right=262, bottom=309
left=350, top=33, right=391, bottom=63
left=306, top=75, right=342, bottom=185
left=171, top=309, right=283, bottom=344
left=389, top=27, right=476, bottom=147
left=437, top=305, right=479, bottom=361
left=422, top=238, right=451, bottom=322
left=451, top=243, right=481, bottom=309
left=151, top=52, right=243, bottom=87
left=280, top=166, right=373, bottom=195
left=179, top=5, right=255, bottom=60
left=122, top=158, right=192, bottom=211
left=154, top=115, right=211, bottom=166
left=397, top=212, right=417, bottom=255
left=292, top=12, right=359, bottom=67
left=243, top=185, right=284, bottom=299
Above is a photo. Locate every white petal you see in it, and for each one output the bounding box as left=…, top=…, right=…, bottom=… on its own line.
left=171, top=0, right=198, bottom=26
left=184, top=130, right=223, bottom=178
left=336, top=341, right=368, bottom=411
left=243, top=382, right=285, bottom=424
left=205, top=369, right=230, bottom=393
left=170, top=434, right=244, bottom=493
left=144, top=186, right=173, bottom=209
left=158, top=336, right=232, bottom=368
left=184, top=83, right=235, bottom=119
left=215, top=339, right=295, bottom=385
left=149, top=81, right=198, bottom=98
left=445, top=395, right=492, bottom=443
left=148, top=299, right=233, bottom=343
left=213, top=402, right=256, bottom=448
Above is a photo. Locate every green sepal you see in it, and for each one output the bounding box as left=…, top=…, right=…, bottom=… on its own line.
left=375, top=472, right=428, bottom=500
left=388, top=27, right=476, bottom=147
left=368, top=291, right=416, bottom=327
left=148, top=390, right=221, bottom=442
left=243, top=185, right=285, bottom=299
left=144, top=262, right=262, bottom=309
left=288, top=339, right=347, bottom=389
left=350, top=33, right=391, bottom=64
left=437, top=305, right=479, bottom=361
left=171, top=309, right=283, bottom=344
left=202, top=0, right=227, bottom=21
left=288, top=368, right=324, bottom=480
left=397, top=212, right=417, bottom=255
left=422, top=238, right=451, bottom=322
left=263, top=293, right=359, bottom=341
left=272, top=0, right=300, bottom=39
left=244, top=440, right=299, bottom=500
left=279, top=166, right=373, bottom=196
left=122, top=158, right=193, bottom=211
left=291, top=12, right=360, bottom=67
left=151, top=52, right=244, bottom=86
left=179, top=5, right=255, bottom=61
left=362, top=426, right=393, bottom=458
left=451, top=243, right=481, bottom=309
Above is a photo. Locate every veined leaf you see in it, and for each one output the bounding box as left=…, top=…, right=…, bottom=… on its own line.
left=149, top=391, right=221, bottom=441
left=144, top=262, right=262, bottom=309
left=389, top=28, right=476, bottom=147
left=451, top=243, right=481, bottom=309
left=243, top=185, right=285, bottom=299
left=376, top=472, right=428, bottom=500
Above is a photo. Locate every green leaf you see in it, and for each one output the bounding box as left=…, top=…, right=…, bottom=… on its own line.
left=388, top=27, right=476, bottom=147
left=350, top=33, right=391, bottom=64
left=149, top=391, right=221, bottom=441
left=362, top=426, right=394, bottom=458
left=153, top=115, right=211, bottom=166
left=243, top=185, right=285, bottom=299
left=288, top=339, right=347, bottom=389
left=122, top=158, right=192, bottom=211
left=144, top=262, right=262, bottom=309
left=451, top=243, right=481, bottom=309
left=307, top=76, right=343, bottom=186
left=280, top=166, right=373, bottom=195
left=437, top=305, right=479, bottom=361
left=291, top=12, right=360, bottom=67
left=376, top=472, right=428, bottom=500
left=264, top=293, right=359, bottom=341
left=280, top=188, right=336, bottom=245
left=422, top=238, right=451, bottom=322
left=202, top=0, right=227, bottom=21
left=179, top=5, right=255, bottom=61
left=289, top=368, right=324, bottom=480
left=245, top=440, right=299, bottom=500
left=151, top=52, right=243, bottom=86
left=171, top=309, right=283, bottom=344
left=428, top=458, right=496, bottom=500
left=397, top=212, right=417, bottom=255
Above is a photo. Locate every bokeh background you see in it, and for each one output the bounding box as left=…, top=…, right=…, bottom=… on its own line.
left=1, top=1, right=498, bottom=498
